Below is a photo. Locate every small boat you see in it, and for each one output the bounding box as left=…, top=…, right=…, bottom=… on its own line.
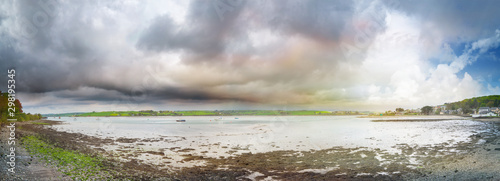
left=176, top=119, right=186, bottom=122
left=234, top=117, right=239, bottom=119
left=214, top=117, right=223, bottom=121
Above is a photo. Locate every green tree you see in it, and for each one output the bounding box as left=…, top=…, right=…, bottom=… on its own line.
left=450, top=104, right=457, bottom=110
left=395, top=108, right=404, bottom=112
left=14, top=99, right=23, bottom=113
left=421, top=106, right=433, bottom=115
left=486, top=100, right=495, bottom=107
left=1, top=91, right=40, bottom=123
left=463, top=106, right=473, bottom=114
left=473, top=99, right=479, bottom=109
left=435, top=108, right=442, bottom=115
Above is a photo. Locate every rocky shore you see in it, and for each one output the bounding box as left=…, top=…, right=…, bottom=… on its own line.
left=1, top=119, right=500, bottom=180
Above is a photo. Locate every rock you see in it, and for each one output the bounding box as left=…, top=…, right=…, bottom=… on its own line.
left=494, top=148, right=500, bottom=151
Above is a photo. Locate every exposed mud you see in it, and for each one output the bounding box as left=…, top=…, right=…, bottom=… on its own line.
left=2, top=119, right=500, bottom=180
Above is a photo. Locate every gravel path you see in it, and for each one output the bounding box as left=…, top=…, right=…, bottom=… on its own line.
left=0, top=122, right=71, bottom=181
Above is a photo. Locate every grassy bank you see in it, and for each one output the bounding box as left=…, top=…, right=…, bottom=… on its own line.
left=22, top=135, right=113, bottom=180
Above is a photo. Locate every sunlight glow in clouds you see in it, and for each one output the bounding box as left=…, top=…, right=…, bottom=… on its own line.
left=0, top=0, right=499, bottom=113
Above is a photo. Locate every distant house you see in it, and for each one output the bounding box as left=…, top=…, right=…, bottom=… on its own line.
left=486, top=112, right=498, bottom=117
left=434, top=105, right=445, bottom=111
left=471, top=108, right=498, bottom=118
left=444, top=110, right=457, bottom=115
left=491, top=107, right=500, bottom=114
left=476, top=107, right=490, bottom=114
left=407, top=108, right=421, bottom=114
left=433, top=105, right=446, bottom=114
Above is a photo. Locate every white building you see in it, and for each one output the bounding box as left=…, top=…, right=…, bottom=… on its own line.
left=478, top=107, right=490, bottom=113
left=471, top=111, right=498, bottom=118
left=491, top=107, right=499, bottom=114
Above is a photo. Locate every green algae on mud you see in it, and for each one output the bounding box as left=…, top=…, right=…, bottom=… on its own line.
left=22, top=135, right=114, bottom=180
left=30, top=122, right=51, bottom=125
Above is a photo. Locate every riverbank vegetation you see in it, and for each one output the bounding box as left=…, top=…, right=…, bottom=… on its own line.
left=0, top=92, right=42, bottom=124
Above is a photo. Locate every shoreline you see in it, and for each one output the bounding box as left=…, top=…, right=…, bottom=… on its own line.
left=359, top=115, right=470, bottom=118
left=2, top=119, right=500, bottom=180
left=371, top=116, right=500, bottom=122
left=368, top=115, right=469, bottom=122
left=54, top=114, right=367, bottom=118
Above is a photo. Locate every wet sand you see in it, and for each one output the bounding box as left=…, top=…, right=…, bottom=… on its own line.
left=2, top=118, right=500, bottom=180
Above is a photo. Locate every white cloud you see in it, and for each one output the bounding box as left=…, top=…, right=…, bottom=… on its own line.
left=350, top=11, right=490, bottom=109
left=469, top=30, right=500, bottom=54
left=487, top=84, right=500, bottom=95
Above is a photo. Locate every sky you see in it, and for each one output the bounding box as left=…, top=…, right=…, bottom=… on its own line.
left=1, top=0, right=500, bottom=114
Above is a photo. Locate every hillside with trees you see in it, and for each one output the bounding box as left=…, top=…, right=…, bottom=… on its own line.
left=443, top=95, right=500, bottom=114
left=0, top=91, right=42, bottom=124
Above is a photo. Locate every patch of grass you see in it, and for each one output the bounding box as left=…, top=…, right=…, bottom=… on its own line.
left=22, top=135, right=112, bottom=180
left=287, top=111, right=331, bottom=115
left=176, top=111, right=217, bottom=116
left=31, top=122, right=50, bottom=125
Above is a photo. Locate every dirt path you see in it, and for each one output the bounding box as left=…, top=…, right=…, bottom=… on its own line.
left=0, top=122, right=71, bottom=181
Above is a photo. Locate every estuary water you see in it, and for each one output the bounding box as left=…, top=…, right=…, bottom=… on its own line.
left=50, top=116, right=493, bottom=155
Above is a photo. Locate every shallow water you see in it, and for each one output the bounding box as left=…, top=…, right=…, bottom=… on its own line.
left=51, top=116, right=492, bottom=155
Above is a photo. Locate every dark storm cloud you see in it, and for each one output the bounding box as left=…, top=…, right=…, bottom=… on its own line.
left=147, top=88, right=253, bottom=102
left=132, top=0, right=382, bottom=104
left=11, top=0, right=58, bottom=51
left=0, top=0, right=89, bottom=91
left=1, top=0, right=387, bottom=106
left=50, top=85, right=251, bottom=104
left=137, top=0, right=361, bottom=60
left=137, top=0, right=245, bottom=58
left=0, top=0, right=130, bottom=94
left=265, top=0, right=354, bottom=41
